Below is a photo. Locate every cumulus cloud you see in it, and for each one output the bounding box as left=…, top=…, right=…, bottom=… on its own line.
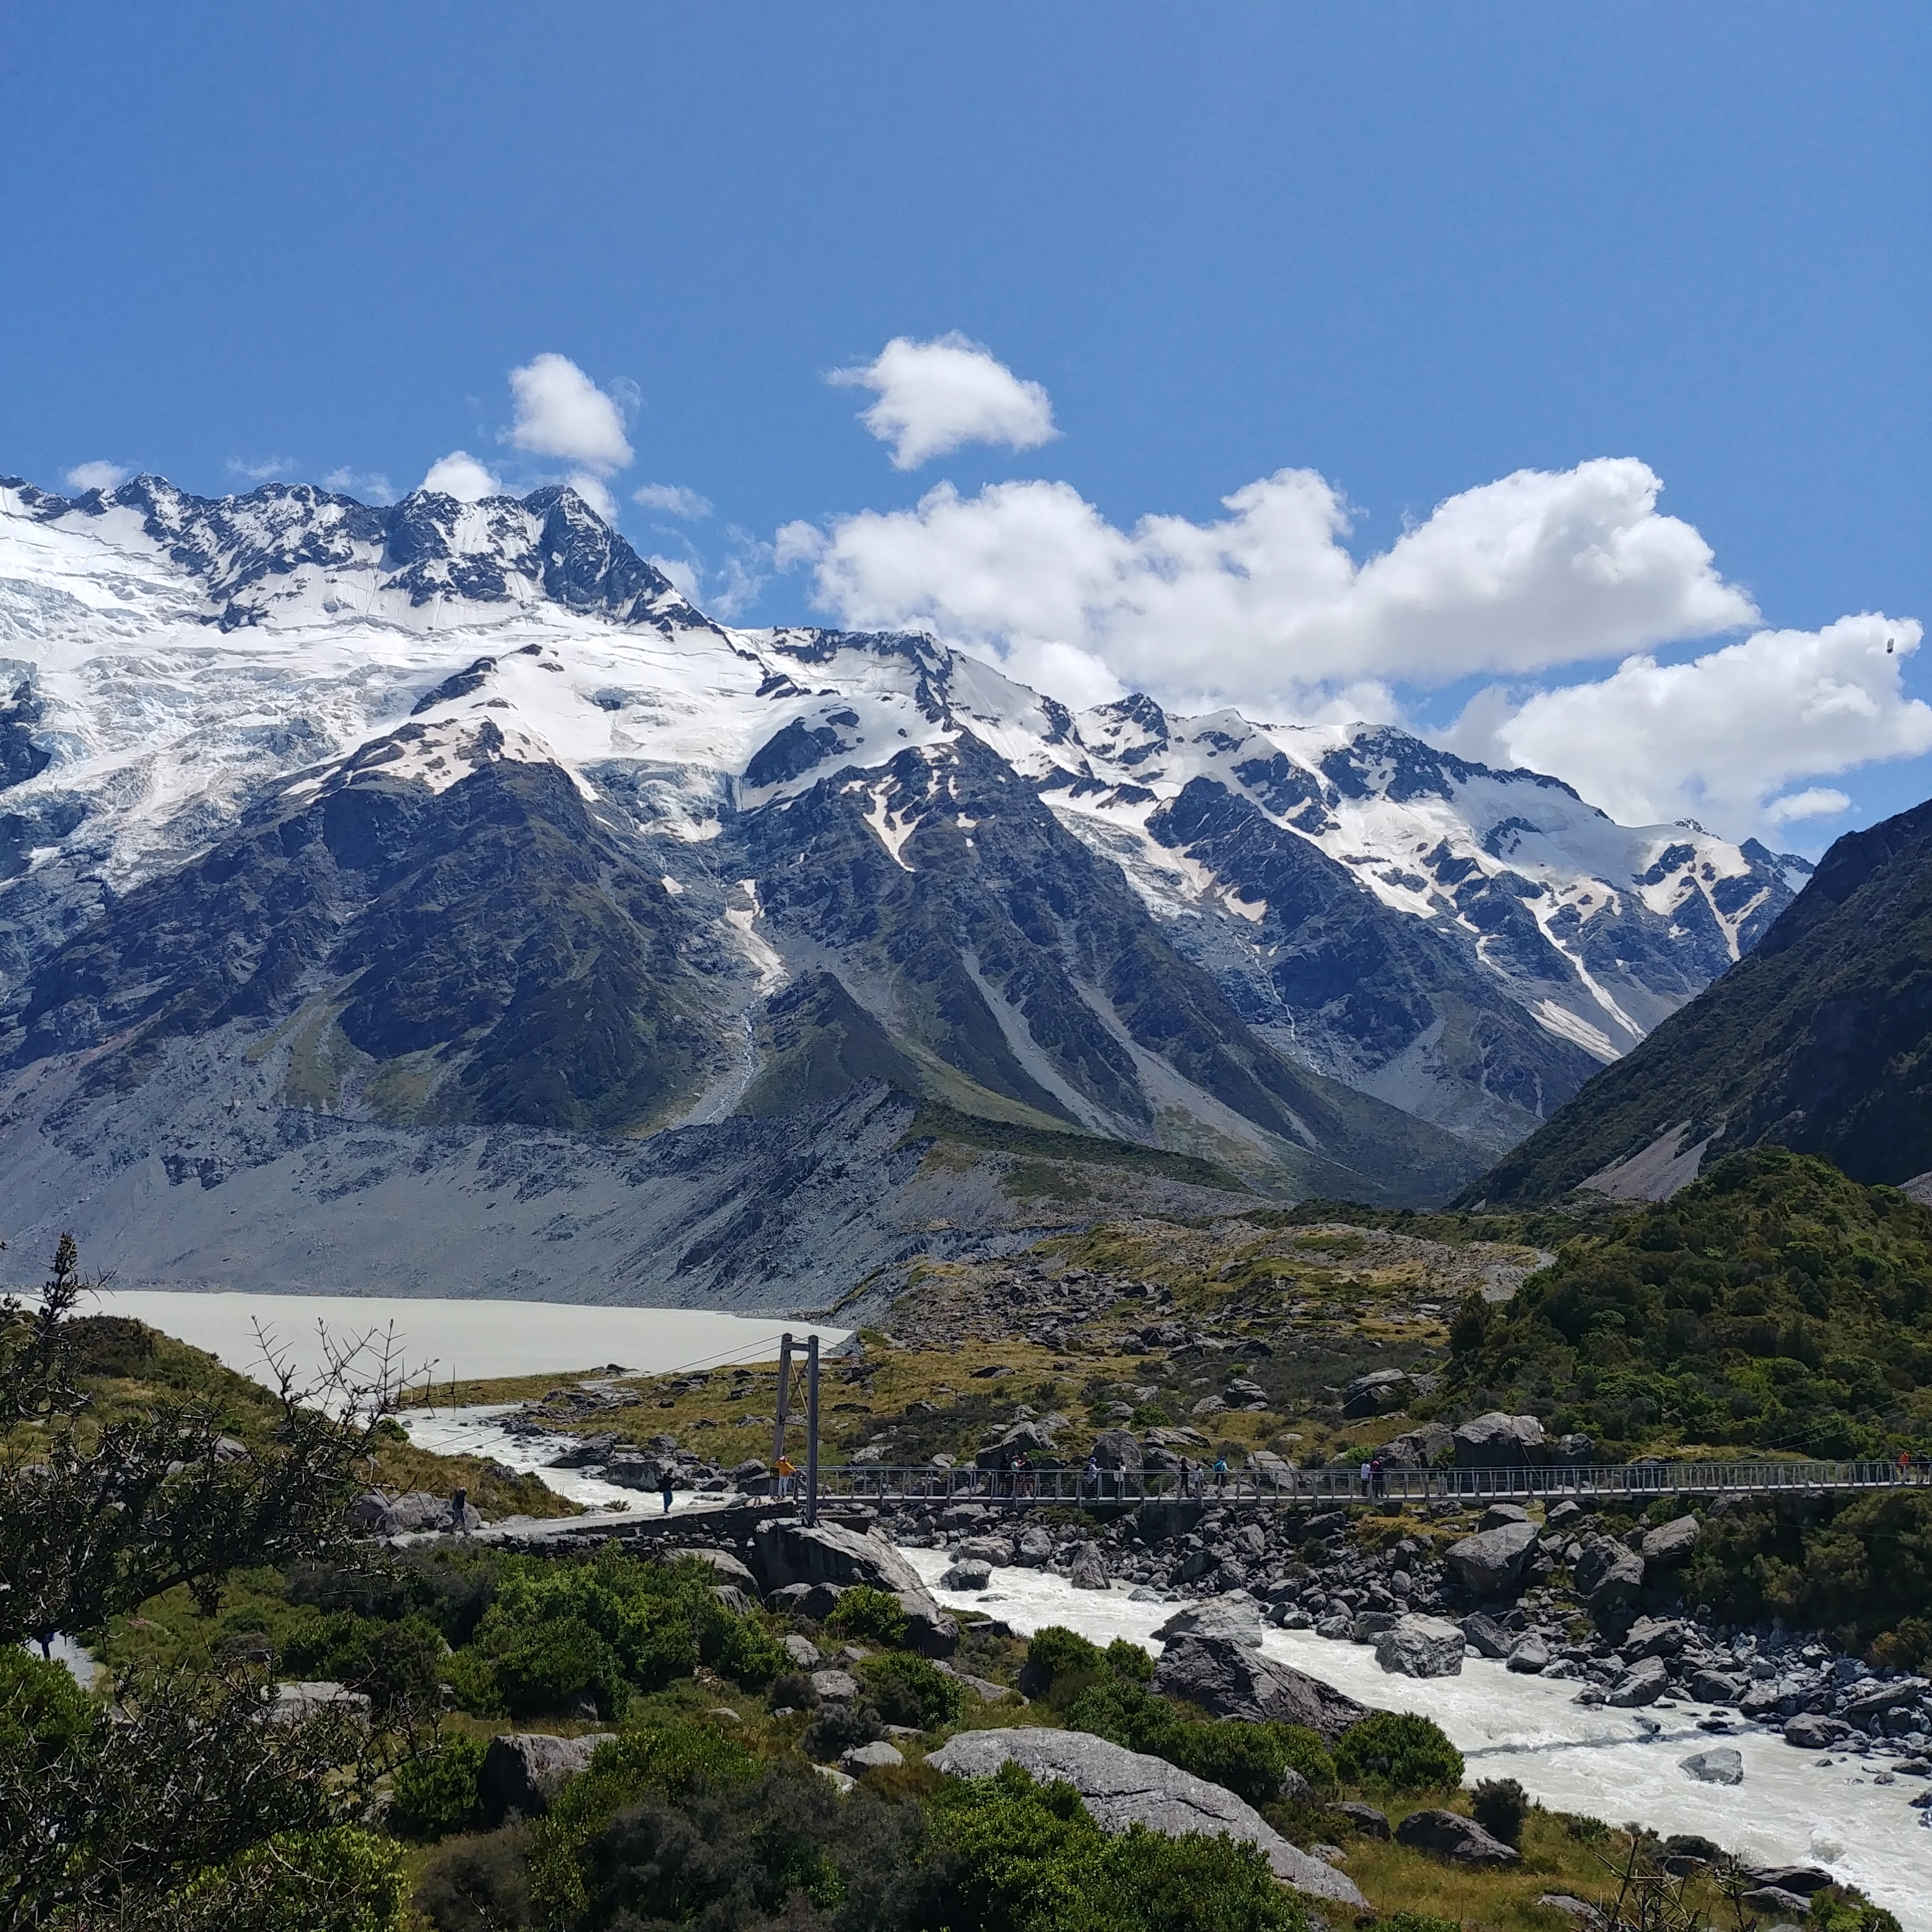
left=321, top=466, right=394, bottom=504
left=1440, top=616, right=1932, bottom=833
left=792, top=459, right=1754, bottom=698
left=504, top=352, right=633, bottom=474
left=64, top=461, right=129, bottom=493
left=830, top=333, right=1058, bottom=469
left=420, top=450, right=503, bottom=502
left=227, top=455, right=297, bottom=482
left=633, top=482, right=713, bottom=520
left=1765, top=788, right=1853, bottom=826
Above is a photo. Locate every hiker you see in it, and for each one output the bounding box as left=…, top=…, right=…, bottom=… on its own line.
left=659, top=1468, right=676, bottom=1515
left=1082, top=1454, right=1100, bottom=1502
left=1212, top=1455, right=1228, bottom=1495
left=1359, top=1456, right=1373, bottom=1498
left=1370, top=1455, right=1386, bottom=1499
left=775, top=1453, right=796, bottom=1502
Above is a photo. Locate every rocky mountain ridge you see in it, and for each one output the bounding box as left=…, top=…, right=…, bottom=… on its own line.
left=0, top=472, right=1811, bottom=1295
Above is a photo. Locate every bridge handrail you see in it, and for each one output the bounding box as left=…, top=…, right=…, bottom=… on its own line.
left=783, top=1456, right=1920, bottom=1508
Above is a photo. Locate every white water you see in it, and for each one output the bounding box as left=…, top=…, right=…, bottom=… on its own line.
left=91, top=1289, right=846, bottom=1393
left=899, top=1549, right=1932, bottom=1928
left=400, top=1402, right=723, bottom=1515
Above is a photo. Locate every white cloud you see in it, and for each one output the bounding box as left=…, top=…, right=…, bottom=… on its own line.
left=504, top=352, right=633, bottom=474
left=1441, top=615, right=1932, bottom=834
left=564, top=472, right=619, bottom=523
left=830, top=333, right=1058, bottom=469
left=648, top=553, right=700, bottom=602
left=321, top=467, right=394, bottom=504
left=420, top=451, right=503, bottom=502
left=773, top=520, right=825, bottom=570
left=1765, top=788, right=1853, bottom=826
left=633, top=482, right=713, bottom=521
left=795, top=459, right=1755, bottom=698
left=227, top=455, right=297, bottom=482
left=64, top=461, right=129, bottom=493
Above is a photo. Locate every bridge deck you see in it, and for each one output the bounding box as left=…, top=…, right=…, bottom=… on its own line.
left=796, top=1459, right=1923, bottom=1510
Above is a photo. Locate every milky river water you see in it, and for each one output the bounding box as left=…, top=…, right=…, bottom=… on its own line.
left=898, top=1549, right=1932, bottom=1928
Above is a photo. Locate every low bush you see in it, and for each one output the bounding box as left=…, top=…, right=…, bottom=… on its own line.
left=416, top=1822, right=534, bottom=1932
left=1469, top=1774, right=1528, bottom=1846
left=165, top=1824, right=409, bottom=1932
left=1332, top=1712, right=1463, bottom=1793
left=823, top=1585, right=910, bottom=1648
left=859, top=1651, right=963, bottom=1730
left=768, top=1669, right=819, bottom=1711
left=389, top=1734, right=487, bottom=1842
left=803, top=1699, right=884, bottom=1762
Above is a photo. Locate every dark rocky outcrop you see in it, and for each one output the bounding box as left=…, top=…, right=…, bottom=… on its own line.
left=1151, top=1635, right=1370, bottom=1741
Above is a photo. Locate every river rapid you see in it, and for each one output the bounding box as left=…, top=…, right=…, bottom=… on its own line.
left=899, top=1549, right=1932, bottom=1928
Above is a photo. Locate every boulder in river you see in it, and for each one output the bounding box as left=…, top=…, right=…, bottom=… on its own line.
left=1395, top=1807, right=1520, bottom=1864
left=1688, top=1668, right=1742, bottom=1704
left=940, top=1559, right=992, bottom=1591
left=927, top=1728, right=1368, bottom=1908
left=1505, top=1635, right=1551, bottom=1675
left=1374, top=1616, right=1466, bottom=1679
left=1152, top=1634, right=1369, bottom=1741
left=1069, top=1547, right=1110, bottom=1591
left=1461, top=1612, right=1514, bottom=1660
left=1607, top=1657, right=1669, bottom=1707
left=1678, top=1747, right=1743, bottom=1786
left=754, top=1520, right=923, bottom=1596
left=1783, top=1714, right=1852, bottom=1750
left=1154, top=1591, right=1265, bottom=1649
left=1445, top=1520, right=1539, bottom=1596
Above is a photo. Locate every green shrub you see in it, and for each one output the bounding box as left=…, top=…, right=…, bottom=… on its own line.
left=0, top=1647, right=92, bottom=1767
left=1333, top=1712, right=1463, bottom=1792
left=803, top=1699, right=883, bottom=1761
left=526, top=1721, right=758, bottom=1926
left=768, top=1669, right=819, bottom=1711
left=283, top=1611, right=445, bottom=1717
left=495, top=1615, right=627, bottom=1720
left=858, top=1651, right=963, bottom=1730
left=1021, top=1624, right=1103, bottom=1704
left=389, top=1735, right=487, bottom=1842
left=1164, top=1721, right=1298, bottom=1809
left=712, top=1613, right=788, bottom=1687
left=165, top=1825, right=408, bottom=1932
left=415, top=1821, right=533, bottom=1932
left=1269, top=1724, right=1337, bottom=1798
left=1470, top=1775, right=1527, bottom=1846
left=1377, top=1917, right=1462, bottom=1932
left=1105, top=1638, right=1155, bottom=1683
left=823, top=1585, right=910, bottom=1647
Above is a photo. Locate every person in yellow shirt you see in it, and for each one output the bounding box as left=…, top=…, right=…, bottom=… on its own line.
left=775, top=1454, right=797, bottom=1502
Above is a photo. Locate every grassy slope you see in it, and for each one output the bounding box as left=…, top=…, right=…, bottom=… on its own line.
left=1442, top=1147, right=1932, bottom=1461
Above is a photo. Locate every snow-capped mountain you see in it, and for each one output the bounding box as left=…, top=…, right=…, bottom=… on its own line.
left=0, top=474, right=1808, bottom=1297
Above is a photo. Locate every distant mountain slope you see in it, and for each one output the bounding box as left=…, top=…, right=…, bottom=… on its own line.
left=1472, top=795, right=1932, bottom=1204
left=0, top=471, right=1819, bottom=1294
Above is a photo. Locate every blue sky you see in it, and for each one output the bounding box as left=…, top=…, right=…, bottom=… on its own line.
left=2, top=3, right=1925, bottom=848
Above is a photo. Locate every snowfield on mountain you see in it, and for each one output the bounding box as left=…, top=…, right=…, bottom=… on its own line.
left=0, top=474, right=1808, bottom=1302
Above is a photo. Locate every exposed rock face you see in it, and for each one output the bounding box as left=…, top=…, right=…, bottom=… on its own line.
left=1373, top=1616, right=1466, bottom=1679
left=1506, top=1635, right=1551, bottom=1675
left=480, top=1731, right=614, bottom=1824
left=1572, top=1534, right=1645, bottom=1608
left=1069, top=1548, right=1110, bottom=1591
left=1330, top=1802, right=1389, bottom=1839
left=1688, top=1668, right=1742, bottom=1704
left=1461, top=1612, right=1514, bottom=1660
left=1451, top=1412, right=1548, bottom=1468
left=1379, top=1422, right=1452, bottom=1468
left=840, top=1741, right=905, bottom=1771
left=1395, top=1808, right=1520, bottom=1864
left=1640, top=1515, right=1700, bottom=1565
left=1341, top=1368, right=1417, bottom=1418
left=1151, top=1635, right=1370, bottom=1742
left=1090, top=1427, right=1143, bottom=1471
left=1445, top=1520, right=1539, bottom=1596
left=940, top=1559, right=992, bottom=1591
left=1679, top=1747, right=1743, bottom=1785
left=267, top=1681, right=371, bottom=1725
left=927, top=1728, right=1368, bottom=1907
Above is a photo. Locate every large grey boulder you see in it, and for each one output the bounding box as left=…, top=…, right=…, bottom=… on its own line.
left=267, top=1681, right=372, bottom=1725
left=1461, top=1612, right=1514, bottom=1660
left=1607, top=1658, right=1669, bottom=1707
left=1506, top=1635, right=1551, bottom=1675
left=1640, top=1515, right=1700, bottom=1566
left=1621, top=1616, right=1686, bottom=1660
left=939, top=1559, right=993, bottom=1591
left=1154, top=1591, right=1265, bottom=1649
left=1445, top=1520, right=1539, bottom=1596
left=752, top=1520, right=923, bottom=1596
left=1069, top=1547, right=1110, bottom=1591
left=1152, top=1635, right=1370, bottom=1742
left=1374, top=1616, right=1465, bottom=1679
left=682, top=1546, right=759, bottom=1590
left=1091, top=1427, right=1144, bottom=1471
left=1380, top=1422, right=1453, bottom=1469
left=928, top=1728, right=1368, bottom=1908
left=1845, top=1676, right=1929, bottom=1726
left=1451, top=1412, right=1548, bottom=1468
left=1573, top=1535, right=1645, bottom=1608
left=1688, top=1668, right=1742, bottom=1705
left=1342, top=1368, right=1415, bottom=1419
left=481, top=1731, right=614, bottom=1824
left=1679, top=1747, right=1743, bottom=1786
left=1395, top=1808, right=1520, bottom=1864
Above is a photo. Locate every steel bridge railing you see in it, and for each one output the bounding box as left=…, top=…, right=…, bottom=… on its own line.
left=780, top=1458, right=1924, bottom=1510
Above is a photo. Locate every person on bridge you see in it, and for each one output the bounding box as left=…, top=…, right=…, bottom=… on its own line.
left=775, top=1454, right=797, bottom=1502
left=659, top=1469, right=676, bottom=1515
left=1212, top=1455, right=1229, bottom=1495
left=1359, top=1456, right=1373, bottom=1497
